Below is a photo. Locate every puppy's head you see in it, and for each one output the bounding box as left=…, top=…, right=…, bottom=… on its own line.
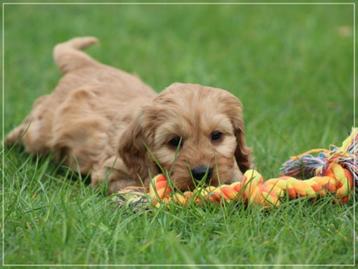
left=118, top=83, right=251, bottom=190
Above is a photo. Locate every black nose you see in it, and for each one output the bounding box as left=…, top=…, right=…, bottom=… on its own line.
left=191, top=165, right=212, bottom=181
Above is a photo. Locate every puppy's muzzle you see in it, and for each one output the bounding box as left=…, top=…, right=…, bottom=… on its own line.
left=191, top=165, right=212, bottom=181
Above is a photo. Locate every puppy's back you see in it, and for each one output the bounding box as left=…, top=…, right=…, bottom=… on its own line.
left=5, top=37, right=156, bottom=176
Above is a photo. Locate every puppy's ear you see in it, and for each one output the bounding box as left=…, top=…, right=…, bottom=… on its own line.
left=222, top=94, right=252, bottom=172
left=117, top=108, right=156, bottom=180
left=234, top=124, right=251, bottom=172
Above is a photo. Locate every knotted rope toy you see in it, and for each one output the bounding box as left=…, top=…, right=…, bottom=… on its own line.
left=146, top=128, right=357, bottom=208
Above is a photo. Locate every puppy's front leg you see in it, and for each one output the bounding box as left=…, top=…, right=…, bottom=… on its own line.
left=91, top=156, right=146, bottom=194
left=108, top=170, right=146, bottom=194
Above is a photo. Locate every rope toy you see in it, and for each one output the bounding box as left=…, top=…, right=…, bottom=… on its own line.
left=148, top=128, right=357, bottom=207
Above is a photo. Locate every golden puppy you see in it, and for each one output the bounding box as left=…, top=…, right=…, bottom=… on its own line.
left=5, top=37, right=251, bottom=193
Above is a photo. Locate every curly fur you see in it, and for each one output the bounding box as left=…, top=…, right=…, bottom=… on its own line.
left=5, top=37, right=251, bottom=193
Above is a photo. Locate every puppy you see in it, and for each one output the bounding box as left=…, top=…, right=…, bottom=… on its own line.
left=5, top=37, right=251, bottom=193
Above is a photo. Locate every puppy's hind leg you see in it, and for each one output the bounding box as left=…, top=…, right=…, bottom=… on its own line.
left=5, top=95, right=52, bottom=154
left=4, top=122, right=26, bottom=146
left=53, top=36, right=99, bottom=74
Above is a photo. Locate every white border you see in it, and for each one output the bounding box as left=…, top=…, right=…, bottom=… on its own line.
left=1, top=1, right=356, bottom=267
left=1, top=2, right=356, bottom=5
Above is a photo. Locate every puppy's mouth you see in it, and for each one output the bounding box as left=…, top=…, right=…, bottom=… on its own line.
left=154, top=164, right=233, bottom=191
left=170, top=176, right=226, bottom=192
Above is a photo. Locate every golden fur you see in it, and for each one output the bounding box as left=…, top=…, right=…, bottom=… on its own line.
left=5, top=37, right=251, bottom=193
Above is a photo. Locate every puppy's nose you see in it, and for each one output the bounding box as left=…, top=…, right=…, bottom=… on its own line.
left=191, top=165, right=212, bottom=181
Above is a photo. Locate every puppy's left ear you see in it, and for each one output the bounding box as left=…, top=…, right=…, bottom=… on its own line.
left=117, top=107, right=157, bottom=180
left=222, top=94, right=252, bottom=172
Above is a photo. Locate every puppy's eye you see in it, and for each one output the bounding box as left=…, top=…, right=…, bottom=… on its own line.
left=168, top=136, right=183, bottom=149
left=211, top=131, right=223, bottom=142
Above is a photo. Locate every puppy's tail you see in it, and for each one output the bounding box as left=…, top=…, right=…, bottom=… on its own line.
left=53, top=36, right=99, bottom=74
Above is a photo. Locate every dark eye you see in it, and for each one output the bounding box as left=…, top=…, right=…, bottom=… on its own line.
left=211, top=131, right=223, bottom=142
left=168, top=136, right=183, bottom=149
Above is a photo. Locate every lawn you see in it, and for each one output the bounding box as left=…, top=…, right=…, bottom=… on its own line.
left=2, top=3, right=355, bottom=267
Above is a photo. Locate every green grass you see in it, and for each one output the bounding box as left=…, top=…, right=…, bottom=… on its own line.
left=2, top=3, right=355, bottom=266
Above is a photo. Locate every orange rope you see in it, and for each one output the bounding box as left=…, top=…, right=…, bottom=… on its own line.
left=148, top=129, right=356, bottom=207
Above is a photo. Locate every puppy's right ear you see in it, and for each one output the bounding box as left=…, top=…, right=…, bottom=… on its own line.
left=117, top=108, right=155, bottom=180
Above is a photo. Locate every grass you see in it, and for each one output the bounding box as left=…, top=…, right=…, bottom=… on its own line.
left=2, top=3, right=355, bottom=266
